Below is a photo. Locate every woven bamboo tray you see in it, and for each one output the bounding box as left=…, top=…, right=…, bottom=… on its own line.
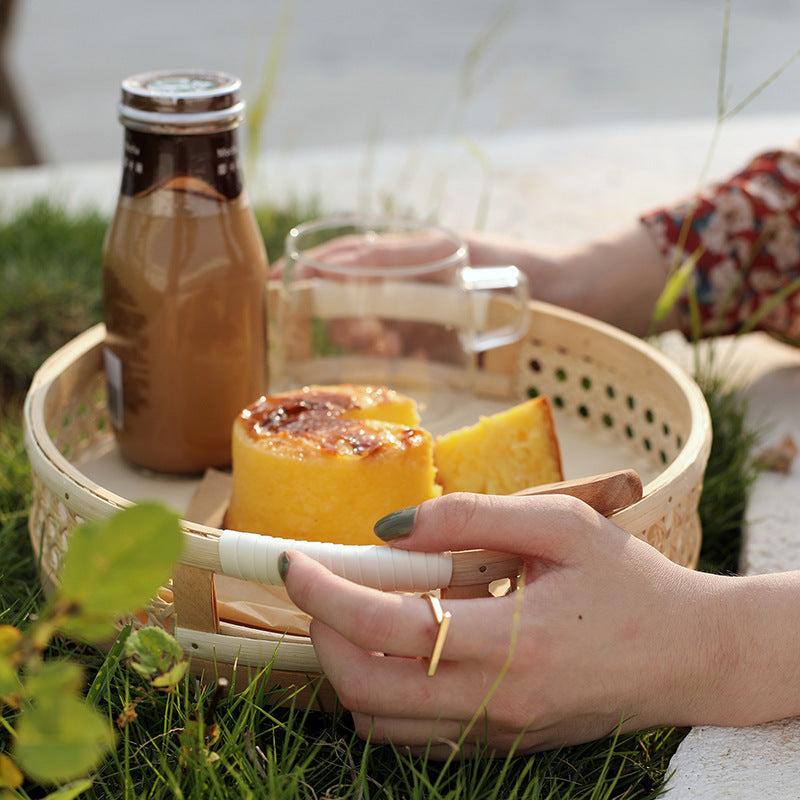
left=23, top=295, right=711, bottom=706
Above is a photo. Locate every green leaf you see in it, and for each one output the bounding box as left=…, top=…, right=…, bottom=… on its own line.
left=687, top=280, right=703, bottom=342
left=56, top=503, right=183, bottom=641
left=150, top=660, right=189, bottom=689
left=14, top=695, right=115, bottom=785
left=14, top=662, right=115, bottom=784
left=23, top=660, right=84, bottom=698
left=0, top=653, right=21, bottom=701
left=86, top=623, right=132, bottom=707
left=652, top=247, right=704, bottom=323
left=0, top=753, right=23, bottom=789
left=739, top=273, right=800, bottom=336
left=125, top=627, right=186, bottom=687
left=0, top=626, right=22, bottom=701
left=0, top=625, right=22, bottom=655
left=40, top=779, right=95, bottom=799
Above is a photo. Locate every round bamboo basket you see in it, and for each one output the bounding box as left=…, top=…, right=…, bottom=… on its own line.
left=23, top=295, right=711, bottom=707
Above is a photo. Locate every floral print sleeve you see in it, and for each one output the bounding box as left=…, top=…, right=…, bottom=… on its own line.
left=640, top=149, right=800, bottom=341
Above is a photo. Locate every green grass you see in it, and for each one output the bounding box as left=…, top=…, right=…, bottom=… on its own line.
left=693, top=372, right=761, bottom=575
left=0, top=202, right=106, bottom=405
left=0, top=200, right=756, bottom=798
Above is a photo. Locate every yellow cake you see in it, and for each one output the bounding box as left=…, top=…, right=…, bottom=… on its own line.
left=433, top=395, right=563, bottom=494
left=225, top=384, right=440, bottom=544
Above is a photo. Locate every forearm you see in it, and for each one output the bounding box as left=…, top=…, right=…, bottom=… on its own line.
left=548, top=227, right=678, bottom=336
left=465, top=227, right=677, bottom=337
left=716, top=570, right=800, bottom=726
left=657, top=568, right=800, bottom=730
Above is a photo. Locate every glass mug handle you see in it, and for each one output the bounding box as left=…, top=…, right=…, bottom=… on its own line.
left=459, top=265, right=530, bottom=352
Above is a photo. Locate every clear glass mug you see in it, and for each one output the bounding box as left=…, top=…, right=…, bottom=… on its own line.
left=271, top=216, right=529, bottom=428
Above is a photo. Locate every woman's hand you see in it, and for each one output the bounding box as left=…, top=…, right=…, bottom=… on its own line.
left=281, top=492, right=738, bottom=758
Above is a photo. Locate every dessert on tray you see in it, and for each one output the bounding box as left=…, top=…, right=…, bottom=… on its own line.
left=225, top=384, right=563, bottom=545
left=225, top=384, right=440, bottom=545
left=433, top=396, right=562, bottom=494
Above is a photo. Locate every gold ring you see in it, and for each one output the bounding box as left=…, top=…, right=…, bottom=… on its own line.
left=421, top=593, right=452, bottom=677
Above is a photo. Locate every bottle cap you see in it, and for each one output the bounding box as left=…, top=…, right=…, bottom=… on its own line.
left=118, top=69, right=245, bottom=134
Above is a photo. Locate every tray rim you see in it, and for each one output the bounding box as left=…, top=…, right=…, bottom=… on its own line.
left=24, top=304, right=712, bottom=546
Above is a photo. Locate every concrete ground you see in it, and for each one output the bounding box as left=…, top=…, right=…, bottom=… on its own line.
left=4, top=0, right=800, bottom=166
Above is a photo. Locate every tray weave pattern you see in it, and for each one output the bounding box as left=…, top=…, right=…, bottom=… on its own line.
left=516, top=336, right=703, bottom=566
left=26, top=359, right=176, bottom=632
left=29, top=369, right=108, bottom=585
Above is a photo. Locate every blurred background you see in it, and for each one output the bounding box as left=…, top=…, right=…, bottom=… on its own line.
left=1, top=0, right=799, bottom=242
left=3, top=0, right=800, bottom=166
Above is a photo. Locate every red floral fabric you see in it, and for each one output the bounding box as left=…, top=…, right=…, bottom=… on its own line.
left=641, top=149, right=800, bottom=341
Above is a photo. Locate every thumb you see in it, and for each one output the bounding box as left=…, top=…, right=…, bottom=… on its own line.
left=374, top=491, right=615, bottom=563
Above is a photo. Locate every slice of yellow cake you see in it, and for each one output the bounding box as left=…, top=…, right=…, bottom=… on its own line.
left=225, top=384, right=440, bottom=544
left=433, top=395, right=563, bottom=494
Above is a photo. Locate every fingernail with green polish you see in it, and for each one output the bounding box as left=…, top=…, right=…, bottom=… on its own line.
left=374, top=505, right=418, bottom=541
left=277, top=551, right=290, bottom=583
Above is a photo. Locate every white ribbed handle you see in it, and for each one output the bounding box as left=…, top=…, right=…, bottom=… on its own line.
left=218, top=529, right=453, bottom=592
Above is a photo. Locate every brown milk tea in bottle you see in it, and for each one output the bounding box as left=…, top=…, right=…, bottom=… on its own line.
left=102, top=70, right=268, bottom=474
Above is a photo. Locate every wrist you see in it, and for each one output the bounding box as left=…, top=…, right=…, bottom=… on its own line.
left=653, top=569, right=800, bottom=729
left=713, top=571, right=800, bottom=726
left=463, top=226, right=677, bottom=337
left=627, top=566, right=739, bottom=730
left=557, top=227, right=676, bottom=336
left=462, top=230, right=590, bottom=319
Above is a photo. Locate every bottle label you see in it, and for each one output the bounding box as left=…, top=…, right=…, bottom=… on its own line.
left=103, top=346, right=124, bottom=430
left=120, top=127, right=244, bottom=200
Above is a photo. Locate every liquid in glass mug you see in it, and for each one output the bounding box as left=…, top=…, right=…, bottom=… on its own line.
left=272, top=216, right=529, bottom=429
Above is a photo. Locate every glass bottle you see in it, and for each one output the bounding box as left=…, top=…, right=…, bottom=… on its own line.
left=102, top=70, right=268, bottom=474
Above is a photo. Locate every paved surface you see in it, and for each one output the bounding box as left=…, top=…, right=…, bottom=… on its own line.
left=663, top=331, right=800, bottom=799
left=5, top=0, right=800, bottom=165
